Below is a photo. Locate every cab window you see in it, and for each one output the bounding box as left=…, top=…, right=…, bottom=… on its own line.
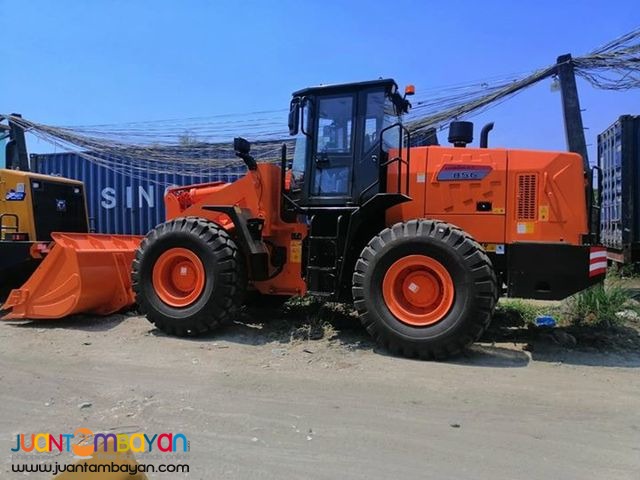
left=316, top=97, right=353, bottom=154
left=362, top=91, right=399, bottom=153
left=363, top=91, right=384, bottom=153
left=290, top=100, right=311, bottom=191
left=382, top=96, right=401, bottom=152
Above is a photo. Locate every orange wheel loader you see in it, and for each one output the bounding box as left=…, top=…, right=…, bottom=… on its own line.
left=1, top=79, right=606, bottom=359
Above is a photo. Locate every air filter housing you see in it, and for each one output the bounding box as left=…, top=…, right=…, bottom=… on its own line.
left=448, top=121, right=474, bottom=147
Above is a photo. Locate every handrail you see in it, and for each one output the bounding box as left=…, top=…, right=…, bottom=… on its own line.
left=358, top=122, right=411, bottom=203
left=0, top=213, right=20, bottom=239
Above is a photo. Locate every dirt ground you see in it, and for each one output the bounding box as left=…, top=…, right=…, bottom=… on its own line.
left=1, top=307, right=639, bottom=480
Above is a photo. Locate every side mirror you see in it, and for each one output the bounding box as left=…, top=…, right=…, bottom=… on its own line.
left=288, top=99, right=300, bottom=136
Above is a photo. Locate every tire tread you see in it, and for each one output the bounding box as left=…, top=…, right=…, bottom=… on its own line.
left=352, top=219, right=498, bottom=360
left=132, top=216, right=243, bottom=337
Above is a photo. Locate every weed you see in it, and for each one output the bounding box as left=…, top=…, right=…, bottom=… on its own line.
left=284, top=296, right=340, bottom=341
left=562, top=280, right=639, bottom=328
left=608, top=263, right=640, bottom=279
left=495, top=299, right=558, bottom=326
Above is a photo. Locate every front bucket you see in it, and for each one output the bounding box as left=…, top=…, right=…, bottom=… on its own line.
left=1, top=233, right=143, bottom=320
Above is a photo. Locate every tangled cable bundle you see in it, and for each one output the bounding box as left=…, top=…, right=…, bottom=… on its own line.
left=4, top=27, right=640, bottom=184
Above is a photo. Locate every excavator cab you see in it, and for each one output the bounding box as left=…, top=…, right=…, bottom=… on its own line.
left=285, top=79, right=411, bottom=207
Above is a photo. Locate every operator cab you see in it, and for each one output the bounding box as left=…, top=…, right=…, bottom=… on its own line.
left=286, top=79, right=412, bottom=207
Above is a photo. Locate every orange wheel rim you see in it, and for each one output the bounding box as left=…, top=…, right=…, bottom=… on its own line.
left=152, top=248, right=206, bottom=307
left=382, top=255, right=454, bottom=327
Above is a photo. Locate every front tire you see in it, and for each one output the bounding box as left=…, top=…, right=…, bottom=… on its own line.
left=132, top=217, right=242, bottom=336
left=352, top=220, right=497, bottom=359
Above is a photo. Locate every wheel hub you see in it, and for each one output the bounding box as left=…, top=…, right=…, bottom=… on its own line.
left=402, top=271, right=440, bottom=308
left=382, top=255, right=454, bottom=327
left=152, top=248, right=206, bottom=308
left=171, top=261, right=199, bottom=292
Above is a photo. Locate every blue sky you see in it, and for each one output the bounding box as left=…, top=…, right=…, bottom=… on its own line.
left=1, top=0, right=639, bottom=161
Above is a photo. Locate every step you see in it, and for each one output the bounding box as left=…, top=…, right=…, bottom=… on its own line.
left=306, top=266, right=337, bottom=272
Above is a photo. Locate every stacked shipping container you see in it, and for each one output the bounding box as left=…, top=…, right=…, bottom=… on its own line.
left=598, top=115, right=640, bottom=263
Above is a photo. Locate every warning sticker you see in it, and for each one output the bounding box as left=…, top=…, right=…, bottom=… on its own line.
left=539, top=205, right=549, bottom=221
left=482, top=243, right=505, bottom=254
left=517, top=222, right=534, bottom=234
left=290, top=240, right=302, bottom=263
left=483, top=243, right=497, bottom=252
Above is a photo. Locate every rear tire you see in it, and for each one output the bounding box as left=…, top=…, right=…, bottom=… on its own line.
left=132, top=217, right=242, bottom=336
left=352, top=220, right=497, bottom=359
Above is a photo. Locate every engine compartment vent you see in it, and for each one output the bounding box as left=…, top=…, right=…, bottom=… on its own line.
left=517, top=174, right=538, bottom=220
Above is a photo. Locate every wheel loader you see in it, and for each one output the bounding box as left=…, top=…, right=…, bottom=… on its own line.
left=1, top=79, right=606, bottom=359
left=0, top=115, right=90, bottom=298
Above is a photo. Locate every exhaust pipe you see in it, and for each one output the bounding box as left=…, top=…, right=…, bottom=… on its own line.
left=480, top=122, right=494, bottom=148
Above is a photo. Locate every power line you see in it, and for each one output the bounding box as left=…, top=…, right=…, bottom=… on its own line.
left=3, top=26, right=639, bottom=184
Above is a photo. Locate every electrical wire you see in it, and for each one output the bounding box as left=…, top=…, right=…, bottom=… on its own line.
left=3, top=27, right=639, bottom=185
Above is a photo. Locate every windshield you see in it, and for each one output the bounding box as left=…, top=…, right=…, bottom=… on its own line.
left=316, top=96, right=354, bottom=154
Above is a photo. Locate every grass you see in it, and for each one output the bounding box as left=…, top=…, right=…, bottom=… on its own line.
left=562, top=279, right=639, bottom=328
left=283, top=295, right=344, bottom=342
left=284, top=269, right=640, bottom=333
left=495, top=299, right=560, bottom=327
left=496, top=275, right=639, bottom=329
left=610, top=263, right=640, bottom=279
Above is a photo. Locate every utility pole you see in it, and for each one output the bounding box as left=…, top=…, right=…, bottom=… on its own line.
left=556, top=53, right=596, bottom=240
left=6, top=114, right=30, bottom=171
left=555, top=53, right=590, bottom=173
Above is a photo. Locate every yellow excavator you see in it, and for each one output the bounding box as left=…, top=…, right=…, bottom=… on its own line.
left=0, top=115, right=89, bottom=297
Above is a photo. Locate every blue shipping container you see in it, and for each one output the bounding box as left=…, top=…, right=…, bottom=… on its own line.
left=31, top=152, right=246, bottom=235
left=597, top=115, right=640, bottom=262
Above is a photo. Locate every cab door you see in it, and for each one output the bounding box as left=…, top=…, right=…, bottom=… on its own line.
left=307, top=94, right=355, bottom=205
left=353, top=89, right=385, bottom=203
